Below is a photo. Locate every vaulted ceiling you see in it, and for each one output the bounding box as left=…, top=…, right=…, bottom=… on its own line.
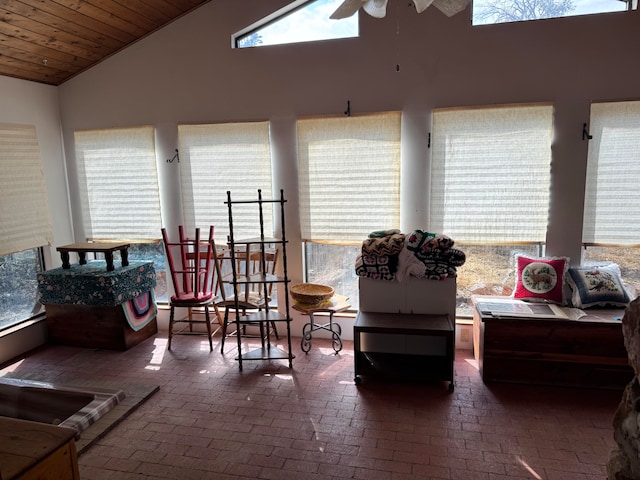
left=0, top=0, right=211, bottom=86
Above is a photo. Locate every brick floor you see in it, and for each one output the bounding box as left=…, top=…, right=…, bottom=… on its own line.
left=0, top=333, right=621, bottom=480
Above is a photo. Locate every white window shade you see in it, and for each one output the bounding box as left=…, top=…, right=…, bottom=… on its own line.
left=430, top=105, right=553, bottom=244
left=75, top=126, right=161, bottom=241
left=0, top=123, right=53, bottom=256
left=297, top=112, right=401, bottom=243
left=583, top=101, right=640, bottom=246
left=178, top=122, right=273, bottom=241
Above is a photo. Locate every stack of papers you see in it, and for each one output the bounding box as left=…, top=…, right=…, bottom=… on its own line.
left=476, top=299, right=585, bottom=320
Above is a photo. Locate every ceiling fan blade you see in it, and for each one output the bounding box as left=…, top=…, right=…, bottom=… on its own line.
left=362, top=0, right=389, bottom=18
left=412, top=0, right=435, bottom=13
left=330, top=0, right=367, bottom=19
left=432, top=0, right=471, bottom=16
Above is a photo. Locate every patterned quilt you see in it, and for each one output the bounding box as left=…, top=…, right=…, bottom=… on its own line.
left=355, top=229, right=466, bottom=281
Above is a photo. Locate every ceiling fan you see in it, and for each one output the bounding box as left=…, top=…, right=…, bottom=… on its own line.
left=330, top=0, right=471, bottom=19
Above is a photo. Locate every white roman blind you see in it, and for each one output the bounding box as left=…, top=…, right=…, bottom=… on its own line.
left=430, top=104, right=553, bottom=244
left=583, top=101, right=640, bottom=246
left=74, top=126, right=162, bottom=240
left=178, top=122, right=273, bottom=240
left=0, top=123, right=53, bottom=256
left=297, top=112, right=401, bottom=243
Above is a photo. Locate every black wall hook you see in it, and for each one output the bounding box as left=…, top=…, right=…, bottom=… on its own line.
left=582, top=123, right=593, bottom=141
left=167, top=148, right=179, bottom=163
left=344, top=100, right=351, bottom=117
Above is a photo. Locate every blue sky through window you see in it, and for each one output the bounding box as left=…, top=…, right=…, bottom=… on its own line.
left=236, top=0, right=358, bottom=48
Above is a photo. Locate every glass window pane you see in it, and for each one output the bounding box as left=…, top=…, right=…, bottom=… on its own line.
left=305, top=243, right=360, bottom=311
left=455, top=244, right=542, bottom=316
left=473, top=0, right=634, bottom=25
left=236, top=0, right=358, bottom=48
left=0, top=248, right=44, bottom=331
left=305, top=242, right=548, bottom=317
left=92, top=241, right=167, bottom=303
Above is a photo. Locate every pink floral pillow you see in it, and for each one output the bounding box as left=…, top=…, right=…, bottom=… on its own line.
left=514, top=255, right=568, bottom=304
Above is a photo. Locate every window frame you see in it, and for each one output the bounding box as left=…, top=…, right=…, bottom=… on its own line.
left=232, top=0, right=358, bottom=49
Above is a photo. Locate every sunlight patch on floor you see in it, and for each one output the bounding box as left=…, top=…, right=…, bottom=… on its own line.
left=465, top=357, right=480, bottom=370
left=145, top=338, right=167, bottom=370
left=517, top=456, right=543, bottom=479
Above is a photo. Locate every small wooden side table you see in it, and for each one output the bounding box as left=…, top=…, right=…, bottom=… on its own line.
left=56, top=242, right=130, bottom=272
left=293, top=294, right=350, bottom=354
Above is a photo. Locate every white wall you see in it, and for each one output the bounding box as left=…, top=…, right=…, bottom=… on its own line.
left=0, top=75, right=73, bottom=363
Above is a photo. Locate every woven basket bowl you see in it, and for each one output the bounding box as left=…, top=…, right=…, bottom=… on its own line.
left=290, top=283, right=334, bottom=305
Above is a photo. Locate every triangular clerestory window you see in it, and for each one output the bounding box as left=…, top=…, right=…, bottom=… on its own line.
left=233, top=0, right=358, bottom=49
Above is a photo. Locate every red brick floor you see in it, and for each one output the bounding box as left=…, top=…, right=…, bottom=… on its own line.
left=0, top=333, right=620, bottom=480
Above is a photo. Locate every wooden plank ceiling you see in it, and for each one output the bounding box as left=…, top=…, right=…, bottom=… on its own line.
left=0, top=0, right=211, bottom=86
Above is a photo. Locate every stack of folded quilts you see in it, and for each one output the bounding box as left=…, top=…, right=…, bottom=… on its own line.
left=399, top=229, right=466, bottom=280
left=354, top=229, right=405, bottom=280
left=355, top=229, right=466, bottom=281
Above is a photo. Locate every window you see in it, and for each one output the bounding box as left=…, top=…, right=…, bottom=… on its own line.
left=0, top=123, right=52, bottom=330
left=234, top=0, right=358, bottom=49
left=431, top=104, right=554, bottom=314
left=74, top=127, right=165, bottom=299
left=0, top=123, right=53, bottom=257
left=582, top=100, right=640, bottom=298
left=74, top=126, right=162, bottom=241
left=304, top=243, right=362, bottom=309
left=453, top=244, right=543, bottom=316
left=473, top=0, right=635, bottom=25
left=178, top=122, right=274, bottom=241
left=298, top=112, right=402, bottom=310
left=0, top=249, right=45, bottom=330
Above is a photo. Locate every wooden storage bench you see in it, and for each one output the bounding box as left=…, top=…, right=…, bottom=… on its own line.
left=44, top=303, right=158, bottom=351
left=37, top=260, right=158, bottom=350
left=472, top=296, right=632, bottom=389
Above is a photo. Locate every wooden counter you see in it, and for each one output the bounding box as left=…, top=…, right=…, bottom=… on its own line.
left=0, top=417, right=80, bottom=480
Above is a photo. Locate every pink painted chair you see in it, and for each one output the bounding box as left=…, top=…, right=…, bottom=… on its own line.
left=161, top=225, right=219, bottom=351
